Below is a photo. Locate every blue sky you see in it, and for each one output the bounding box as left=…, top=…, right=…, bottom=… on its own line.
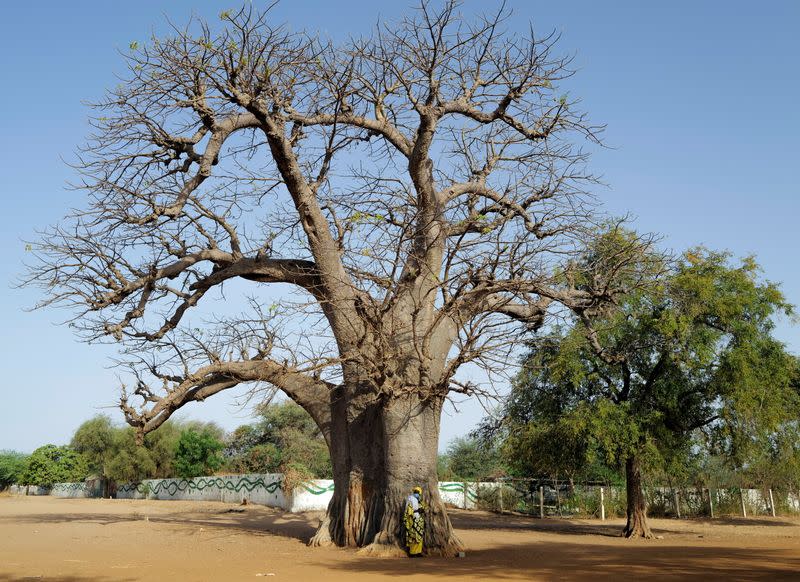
left=1, top=1, right=798, bottom=453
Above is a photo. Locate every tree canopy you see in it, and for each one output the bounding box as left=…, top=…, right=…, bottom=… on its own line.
left=487, top=242, right=798, bottom=537
left=24, top=1, right=653, bottom=554
left=70, top=415, right=226, bottom=483
left=438, top=436, right=503, bottom=481
left=0, top=451, right=28, bottom=489
left=19, top=445, right=88, bottom=488
left=174, top=427, right=225, bottom=478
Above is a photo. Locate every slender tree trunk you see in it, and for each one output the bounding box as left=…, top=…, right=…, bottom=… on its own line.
left=623, top=455, right=653, bottom=539
left=553, top=476, right=562, bottom=517
left=311, top=391, right=464, bottom=556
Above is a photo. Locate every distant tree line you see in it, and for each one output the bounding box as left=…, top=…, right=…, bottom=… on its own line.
left=0, top=401, right=330, bottom=489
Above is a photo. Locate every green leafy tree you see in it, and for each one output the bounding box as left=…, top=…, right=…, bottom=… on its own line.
left=71, top=415, right=116, bottom=476
left=262, top=402, right=331, bottom=478
left=482, top=338, right=625, bottom=487
left=279, top=433, right=331, bottom=479
left=702, top=356, right=800, bottom=491
left=227, top=443, right=283, bottom=474
left=174, top=428, right=225, bottom=478
left=225, top=425, right=266, bottom=461
left=70, top=415, right=188, bottom=483
left=0, top=451, right=28, bottom=488
left=224, top=401, right=331, bottom=478
left=20, top=445, right=89, bottom=487
left=258, top=400, right=320, bottom=439
left=104, top=428, right=158, bottom=483
left=135, top=419, right=213, bottom=478
left=140, top=421, right=183, bottom=478
left=497, top=241, right=797, bottom=538
left=440, top=436, right=503, bottom=481
left=437, top=453, right=455, bottom=481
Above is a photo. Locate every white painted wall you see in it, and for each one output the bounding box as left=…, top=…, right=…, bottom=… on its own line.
left=114, top=476, right=489, bottom=511
left=8, top=484, right=50, bottom=496
left=115, top=474, right=291, bottom=507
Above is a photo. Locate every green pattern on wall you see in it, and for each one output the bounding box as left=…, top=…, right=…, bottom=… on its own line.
left=118, top=475, right=283, bottom=496
left=52, top=482, right=88, bottom=492
left=58, top=477, right=483, bottom=502
left=301, top=482, right=335, bottom=495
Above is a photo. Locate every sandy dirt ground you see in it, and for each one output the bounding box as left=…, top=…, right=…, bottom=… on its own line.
left=1, top=495, right=799, bottom=581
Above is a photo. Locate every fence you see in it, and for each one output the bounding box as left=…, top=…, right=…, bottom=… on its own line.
left=465, top=479, right=800, bottom=520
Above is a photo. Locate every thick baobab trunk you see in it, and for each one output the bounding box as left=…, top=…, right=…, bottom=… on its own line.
left=311, top=392, right=464, bottom=556
left=310, top=388, right=385, bottom=548
left=367, top=394, right=464, bottom=556
left=623, top=455, right=653, bottom=539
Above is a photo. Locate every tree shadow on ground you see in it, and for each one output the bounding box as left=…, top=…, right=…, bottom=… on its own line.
left=0, top=576, right=134, bottom=582
left=447, top=509, right=691, bottom=538
left=701, top=516, right=798, bottom=527
left=0, top=505, right=320, bottom=543
left=9, top=502, right=797, bottom=546
left=315, top=540, right=800, bottom=581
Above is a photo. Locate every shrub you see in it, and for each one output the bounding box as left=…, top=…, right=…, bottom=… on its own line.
left=20, top=445, right=88, bottom=487
left=174, top=428, right=224, bottom=478
left=474, top=483, right=523, bottom=512
left=0, top=451, right=28, bottom=488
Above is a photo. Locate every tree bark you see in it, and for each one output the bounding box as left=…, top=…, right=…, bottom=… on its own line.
left=310, top=391, right=464, bottom=556
left=623, top=455, right=653, bottom=539
left=310, top=387, right=384, bottom=548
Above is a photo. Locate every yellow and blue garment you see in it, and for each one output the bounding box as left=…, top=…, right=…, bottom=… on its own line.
left=404, top=493, right=425, bottom=555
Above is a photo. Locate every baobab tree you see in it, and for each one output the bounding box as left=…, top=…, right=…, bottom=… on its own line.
left=27, top=2, right=639, bottom=554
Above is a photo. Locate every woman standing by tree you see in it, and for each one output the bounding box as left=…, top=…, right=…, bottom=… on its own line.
left=404, top=486, right=426, bottom=557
